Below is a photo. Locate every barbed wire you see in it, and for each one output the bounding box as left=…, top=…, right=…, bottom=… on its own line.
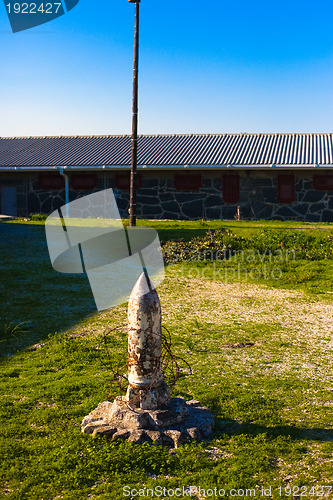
left=97, top=324, right=192, bottom=408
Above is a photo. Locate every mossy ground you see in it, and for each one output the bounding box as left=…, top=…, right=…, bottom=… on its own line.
left=0, top=220, right=332, bottom=499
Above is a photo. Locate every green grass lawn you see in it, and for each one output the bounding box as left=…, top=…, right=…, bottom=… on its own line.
left=1, top=220, right=333, bottom=499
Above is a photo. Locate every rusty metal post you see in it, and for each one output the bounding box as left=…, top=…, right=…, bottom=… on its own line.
left=126, top=272, right=170, bottom=409
left=129, top=0, right=140, bottom=227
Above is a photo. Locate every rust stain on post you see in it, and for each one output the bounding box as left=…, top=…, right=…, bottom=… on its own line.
left=126, top=272, right=170, bottom=409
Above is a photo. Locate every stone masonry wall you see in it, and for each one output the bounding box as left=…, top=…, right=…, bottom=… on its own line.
left=4, top=170, right=333, bottom=222
left=115, top=172, right=333, bottom=222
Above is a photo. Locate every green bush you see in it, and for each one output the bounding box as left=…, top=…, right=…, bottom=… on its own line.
left=29, top=213, right=48, bottom=221
left=162, top=229, right=333, bottom=263
left=163, top=230, right=247, bottom=264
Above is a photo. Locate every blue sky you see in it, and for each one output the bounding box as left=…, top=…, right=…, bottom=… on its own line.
left=1, top=0, right=333, bottom=137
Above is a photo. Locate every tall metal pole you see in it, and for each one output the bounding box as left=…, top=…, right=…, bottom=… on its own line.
left=129, top=0, right=140, bottom=227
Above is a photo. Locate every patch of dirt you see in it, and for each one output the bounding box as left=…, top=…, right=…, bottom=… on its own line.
left=158, top=275, right=333, bottom=383
left=160, top=277, right=333, bottom=351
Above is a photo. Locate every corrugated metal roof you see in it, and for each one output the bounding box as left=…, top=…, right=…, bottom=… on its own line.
left=1, top=133, right=333, bottom=168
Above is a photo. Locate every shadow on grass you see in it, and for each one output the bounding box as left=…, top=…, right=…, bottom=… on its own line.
left=155, top=225, right=303, bottom=243
left=157, top=228, right=210, bottom=243
left=0, top=222, right=97, bottom=360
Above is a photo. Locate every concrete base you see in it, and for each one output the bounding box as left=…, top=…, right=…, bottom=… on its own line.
left=81, top=396, right=214, bottom=448
left=125, top=381, right=171, bottom=410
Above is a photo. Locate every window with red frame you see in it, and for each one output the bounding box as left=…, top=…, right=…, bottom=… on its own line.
left=38, top=174, right=64, bottom=190
left=174, top=174, right=202, bottom=191
left=71, top=173, right=98, bottom=190
left=313, top=174, right=333, bottom=191
left=115, top=173, right=142, bottom=190
left=277, top=174, right=295, bottom=203
left=222, top=174, right=240, bottom=204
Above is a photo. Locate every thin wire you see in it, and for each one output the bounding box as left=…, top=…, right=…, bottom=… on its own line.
left=97, top=324, right=193, bottom=407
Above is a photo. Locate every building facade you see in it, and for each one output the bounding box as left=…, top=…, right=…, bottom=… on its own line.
left=1, top=133, right=333, bottom=221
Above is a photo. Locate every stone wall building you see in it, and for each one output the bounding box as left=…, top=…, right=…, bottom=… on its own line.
left=1, top=133, right=333, bottom=221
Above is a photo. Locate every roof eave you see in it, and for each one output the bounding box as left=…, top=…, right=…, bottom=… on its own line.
left=1, top=164, right=333, bottom=171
